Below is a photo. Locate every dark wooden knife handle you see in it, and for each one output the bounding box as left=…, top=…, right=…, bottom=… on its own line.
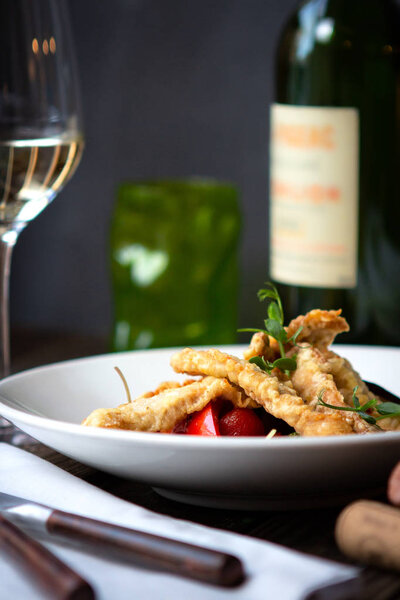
left=47, top=509, right=244, bottom=587
left=0, top=515, right=95, bottom=600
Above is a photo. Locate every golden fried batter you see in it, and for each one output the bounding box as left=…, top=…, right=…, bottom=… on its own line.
left=290, top=346, right=376, bottom=434
left=171, top=348, right=354, bottom=436
left=326, top=353, right=375, bottom=408
left=243, top=332, right=278, bottom=361
left=286, top=309, right=349, bottom=348
left=82, top=376, right=254, bottom=432
left=293, top=347, right=400, bottom=432
left=324, top=353, right=400, bottom=432
left=374, top=414, right=400, bottom=432
left=137, top=379, right=198, bottom=399
left=243, top=309, right=348, bottom=362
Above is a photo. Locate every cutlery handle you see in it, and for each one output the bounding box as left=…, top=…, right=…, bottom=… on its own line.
left=0, top=515, right=95, bottom=600
left=47, top=509, right=244, bottom=587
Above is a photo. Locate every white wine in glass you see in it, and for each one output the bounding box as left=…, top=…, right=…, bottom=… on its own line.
left=0, top=0, right=84, bottom=439
left=0, top=136, right=83, bottom=227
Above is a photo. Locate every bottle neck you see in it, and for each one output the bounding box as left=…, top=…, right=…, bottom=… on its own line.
left=296, top=0, right=397, bottom=37
left=298, top=0, right=394, bottom=16
left=299, top=0, right=393, bottom=7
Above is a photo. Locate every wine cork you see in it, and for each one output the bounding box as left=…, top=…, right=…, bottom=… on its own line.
left=335, top=500, right=400, bottom=571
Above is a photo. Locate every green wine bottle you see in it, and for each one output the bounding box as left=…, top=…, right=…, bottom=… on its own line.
left=269, top=0, right=400, bottom=344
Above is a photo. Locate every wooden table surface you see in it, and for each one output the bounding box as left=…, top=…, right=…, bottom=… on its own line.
left=6, top=330, right=400, bottom=600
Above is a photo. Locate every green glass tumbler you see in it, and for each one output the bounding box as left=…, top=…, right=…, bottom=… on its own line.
left=110, top=179, right=241, bottom=350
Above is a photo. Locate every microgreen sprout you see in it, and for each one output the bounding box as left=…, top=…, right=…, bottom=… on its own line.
left=239, top=282, right=302, bottom=374
left=317, top=386, right=400, bottom=427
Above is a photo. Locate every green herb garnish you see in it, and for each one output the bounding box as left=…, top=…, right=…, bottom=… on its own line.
left=239, top=282, right=301, bottom=374
left=317, top=386, right=400, bottom=427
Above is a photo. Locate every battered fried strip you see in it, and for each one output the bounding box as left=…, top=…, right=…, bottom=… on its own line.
left=286, top=309, right=349, bottom=348
left=137, top=379, right=198, bottom=399
left=243, top=332, right=278, bottom=361
left=82, top=376, right=254, bottom=432
left=290, top=346, right=376, bottom=434
left=243, top=308, right=348, bottom=362
left=327, top=352, right=400, bottom=432
left=375, top=414, right=400, bottom=432
left=171, top=348, right=353, bottom=436
left=326, top=353, right=375, bottom=408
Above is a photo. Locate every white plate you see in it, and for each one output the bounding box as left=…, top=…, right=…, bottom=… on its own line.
left=1, top=344, right=400, bottom=510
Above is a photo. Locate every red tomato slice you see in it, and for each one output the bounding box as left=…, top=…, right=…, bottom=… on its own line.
left=219, top=408, right=265, bottom=437
left=186, top=403, right=220, bottom=436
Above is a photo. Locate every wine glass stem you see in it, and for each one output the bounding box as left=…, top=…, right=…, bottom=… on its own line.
left=0, top=235, right=15, bottom=379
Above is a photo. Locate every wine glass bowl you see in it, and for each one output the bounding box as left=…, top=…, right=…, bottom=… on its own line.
left=0, top=134, right=83, bottom=233
left=0, top=0, right=83, bottom=237
left=0, top=0, right=83, bottom=439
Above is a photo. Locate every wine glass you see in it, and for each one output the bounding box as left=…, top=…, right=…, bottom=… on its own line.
left=0, top=0, right=83, bottom=439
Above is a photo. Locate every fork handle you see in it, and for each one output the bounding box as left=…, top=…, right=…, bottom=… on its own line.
left=0, top=515, right=94, bottom=600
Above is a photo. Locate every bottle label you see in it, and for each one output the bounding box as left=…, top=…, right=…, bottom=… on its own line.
left=269, top=104, right=359, bottom=288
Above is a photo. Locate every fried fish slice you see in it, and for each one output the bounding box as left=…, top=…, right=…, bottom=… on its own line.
left=290, top=346, right=376, bottom=434
left=326, top=353, right=375, bottom=408
left=374, top=414, right=400, bottom=432
left=286, top=309, right=349, bottom=348
left=243, top=332, right=278, bottom=361
left=171, top=348, right=353, bottom=436
left=327, top=352, right=400, bottom=432
left=82, top=376, right=254, bottom=432
left=243, top=308, right=348, bottom=361
left=137, top=379, right=198, bottom=399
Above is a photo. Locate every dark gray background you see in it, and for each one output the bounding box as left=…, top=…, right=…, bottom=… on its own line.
left=10, top=0, right=298, bottom=340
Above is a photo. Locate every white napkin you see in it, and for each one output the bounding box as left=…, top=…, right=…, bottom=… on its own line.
left=0, top=443, right=359, bottom=600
